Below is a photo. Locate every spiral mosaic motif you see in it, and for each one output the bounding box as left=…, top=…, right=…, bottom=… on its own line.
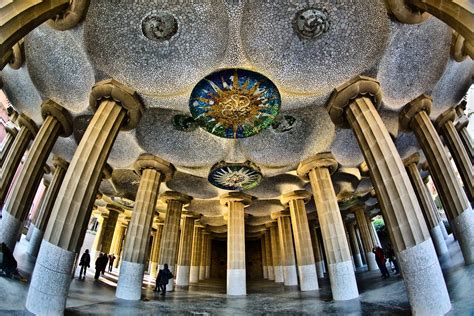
left=208, top=161, right=262, bottom=191
left=189, top=68, right=281, bottom=138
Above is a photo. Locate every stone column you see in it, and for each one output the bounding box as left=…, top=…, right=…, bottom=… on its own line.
left=275, top=212, right=298, bottom=286
left=261, top=237, right=268, bottom=279
left=269, top=221, right=284, bottom=283
left=176, top=215, right=194, bottom=286
left=326, top=77, right=451, bottom=314
left=264, top=229, right=274, bottom=280
left=91, top=214, right=105, bottom=257
left=366, top=215, right=379, bottom=247
left=0, top=113, right=37, bottom=206
left=26, top=179, right=49, bottom=241
left=27, top=157, right=68, bottom=257
left=355, top=227, right=366, bottom=265
left=26, top=80, right=144, bottom=315
left=403, top=153, right=449, bottom=257
left=221, top=192, right=253, bottom=296
left=199, top=231, right=209, bottom=281
left=99, top=207, right=120, bottom=254
left=116, top=154, right=174, bottom=300
left=157, top=191, right=192, bottom=291
left=205, top=235, right=211, bottom=279
left=455, top=114, right=473, bottom=163
left=422, top=175, right=449, bottom=240
left=110, top=222, right=126, bottom=269
left=353, top=207, right=377, bottom=270
left=189, top=222, right=203, bottom=283
left=435, top=109, right=474, bottom=203
left=400, top=95, right=473, bottom=265
left=297, top=153, right=358, bottom=300
left=347, top=223, right=363, bottom=268
left=310, top=225, right=325, bottom=277
left=0, top=124, right=17, bottom=167
left=146, top=221, right=162, bottom=278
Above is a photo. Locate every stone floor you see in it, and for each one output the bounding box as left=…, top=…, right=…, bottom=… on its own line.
left=1, top=235, right=473, bottom=315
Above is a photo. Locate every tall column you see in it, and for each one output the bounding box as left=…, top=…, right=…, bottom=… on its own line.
left=0, top=113, right=37, bottom=206
left=422, top=175, right=449, bottom=240
left=189, top=222, right=203, bottom=283
left=435, top=109, right=474, bottom=203
left=403, top=154, right=449, bottom=257
left=400, top=95, right=474, bottom=264
left=157, top=191, right=192, bottom=292
left=149, top=222, right=163, bottom=278
left=176, top=215, right=194, bottom=286
left=25, top=179, right=49, bottom=241
left=366, top=215, right=379, bottom=247
left=27, top=157, right=68, bottom=257
left=116, top=154, right=174, bottom=300
left=99, top=206, right=120, bottom=254
left=297, top=153, right=358, bottom=300
left=26, top=80, right=144, bottom=315
left=269, top=221, right=284, bottom=283
left=310, top=225, right=325, bottom=277
left=327, top=77, right=451, bottom=314
left=354, top=208, right=376, bottom=271
left=347, top=223, right=363, bottom=268
left=205, top=236, right=211, bottom=279
left=455, top=114, right=473, bottom=163
left=261, top=237, right=268, bottom=279
left=110, top=221, right=126, bottom=269
left=221, top=192, right=253, bottom=296
left=264, top=229, right=274, bottom=280
left=199, top=231, right=209, bottom=281
left=0, top=124, right=17, bottom=167
left=275, top=212, right=298, bottom=286
left=355, top=227, right=366, bottom=265
left=91, top=214, right=105, bottom=257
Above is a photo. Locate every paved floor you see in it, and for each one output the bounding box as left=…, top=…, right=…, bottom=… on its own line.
left=1, top=235, right=473, bottom=315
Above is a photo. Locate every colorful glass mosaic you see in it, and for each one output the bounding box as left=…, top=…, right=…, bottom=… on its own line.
left=189, top=68, right=281, bottom=138
left=208, top=161, right=262, bottom=191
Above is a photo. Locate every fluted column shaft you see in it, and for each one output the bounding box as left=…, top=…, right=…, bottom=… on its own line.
left=264, top=229, right=274, bottom=280
left=456, top=117, right=473, bottom=163
left=270, top=222, right=283, bottom=283
left=226, top=200, right=246, bottom=295
left=278, top=215, right=298, bottom=286
left=366, top=216, right=379, bottom=247
left=92, top=216, right=105, bottom=254
left=0, top=126, right=17, bottom=167
left=189, top=224, right=203, bottom=283
left=347, top=223, right=363, bottom=268
left=110, top=223, right=126, bottom=268
left=199, top=232, right=209, bottom=280
left=261, top=237, right=267, bottom=279
left=354, top=207, right=377, bottom=271
left=310, top=225, right=325, bottom=277
left=100, top=210, right=119, bottom=254
left=205, top=236, right=211, bottom=279
left=148, top=224, right=163, bottom=277
left=176, top=216, right=194, bottom=286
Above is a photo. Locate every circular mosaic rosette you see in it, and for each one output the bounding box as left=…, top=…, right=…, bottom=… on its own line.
left=189, top=68, right=281, bottom=138
left=208, top=161, right=263, bottom=191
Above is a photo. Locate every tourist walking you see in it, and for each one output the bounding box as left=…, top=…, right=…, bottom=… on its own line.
left=78, top=249, right=91, bottom=280
left=108, top=254, right=115, bottom=272
left=154, top=263, right=173, bottom=296
left=101, top=253, right=108, bottom=275
left=373, top=246, right=390, bottom=278
left=94, top=253, right=105, bottom=280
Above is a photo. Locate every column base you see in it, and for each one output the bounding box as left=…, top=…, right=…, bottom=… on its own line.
left=149, top=261, right=158, bottom=279
left=205, top=266, right=210, bottom=279
left=430, top=225, right=448, bottom=257
left=199, top=266, right=206, bottom=280
left=315, top=261, right=324, bottom=278
left=263, top=266, right=268, bottom=279
left=283, top=265, right=298, bottom=286
left=27, top=226, right=44, bottom=257
left=353, top=253, right=363, bottom=268
left=0, top=211, right=21, bottom=251
left=189, top=266, right=200, bottom=283
left=25, top=225, right=34, bottom=241
left=267, top=266, right=275, bottom=281
left=328, top=260, right=359, bottom=300
left=398, top=239, right=451, bottom=314
left=439, top=221, right=449, bottom=239
left=116, top=261, right=145, bottom=300
left=452, top=208, right=474, bottom=264
left=365, top=252, right=379, bottom=271
left=227, top=268, right=246, bottom=295
left=25, top=240, right=75, bottom=315
left=298, top=264, right=319, bottom=291
left=176, top=265, right=190, bottom=286
left=274, top=265, right=284, bottom=283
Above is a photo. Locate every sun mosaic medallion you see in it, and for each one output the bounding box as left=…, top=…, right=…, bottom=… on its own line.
left=208, top=161, right=263, bottom=191
left=189, top=68, right=281, bottom=138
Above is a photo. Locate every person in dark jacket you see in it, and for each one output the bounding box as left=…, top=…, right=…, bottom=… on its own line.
left=373, top=246, right=390, bottom=278
left=154, top=263, right=173, bottom=296
left=0, top=242, right=17, bottom=278
left=101, top=253, right=108, bottom=275
left=94, top=253, right=104, bottom=280
left=78, top=249, right=91, bottom=280
left=108, top=254, right=116, bottom=273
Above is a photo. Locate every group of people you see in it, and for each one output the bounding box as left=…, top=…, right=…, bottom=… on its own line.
left=372, top=243, right=400, bottom=279
left=78, top=249, right=116, bottom=280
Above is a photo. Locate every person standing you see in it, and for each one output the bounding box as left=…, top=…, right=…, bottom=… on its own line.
left=154, top=263, right=173, bottom=296
left=108, top=254, right=116, bottom=273
left=373, top=246, right=390, bottom=278
left=78, top=249, right=91, bottom=280
left=94, top=253, right=103, bottom=280
left=101, top=253, right=108, bottom=275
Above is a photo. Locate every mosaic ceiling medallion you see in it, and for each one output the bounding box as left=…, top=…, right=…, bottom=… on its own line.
left=189, top=68, right=281, bottom=138
left=293, top=8, right=330, bottom=40
left=208, top=161, right=263, bottom=191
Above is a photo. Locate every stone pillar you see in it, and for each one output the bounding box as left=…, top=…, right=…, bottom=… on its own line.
left=366, top=215, right=379, bottom=247
left=157, top=191, right=192, bottom=291
left=199, top=231, right=209, bottom=281
left=261, top=237, right=268, bottom=279
left=264, top=229, right=274, bottom=280
left=176, top=215, right=194, bottom=286
left=189, top=222, right=203, bottom=283
left=347, top=223, right=363, bottom=268
left=435, top=109, right=474, bottom=203
left=205, top=236, right=211, bottom=279
left=116, top=154, right=174, bottom=300
left=221, top=192, right=253, bottom=296
left=422, top=175, right=449, bottom=240
left=27, top=157, right=68, bottom=257
left=275, top=212, right=298, bottom=286
left=355, top=227, right=366, bottom=265
left=297, top=153, right=358, bottom=300
left=26, top=180, right=49, bottom=241
left=110, top=222, right=126, bottom=269
left=269, top=221, right=284, bottom=283
left=0, top=113, right=37, bottom=206
left=99, top=207, right=120, bottom=254
left=353, top=207, right=377, bottom=270
left=148, top=224, right=162, bottom=278
left=400, top=95, right=474, bottom=264
left=326, top=77, right=451, bottom=314
left=310, top=225, right=325, bottom=277
left=455, top=114, right=473, bottom=164
left=0, top=124, right=17, bottom=167
left=26, top=80, right=144, bottom=315
left=91, top=214, right=105, bottom=257
left=403, top=153, right=449, bottom=257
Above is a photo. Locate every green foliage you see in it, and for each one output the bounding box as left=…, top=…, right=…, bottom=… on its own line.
left=373, top=217, right=385, bottom=232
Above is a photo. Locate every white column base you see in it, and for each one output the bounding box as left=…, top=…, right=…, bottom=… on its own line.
left=116, top=261, right=145, bottom=300
left=430, top=225, right=448, bottom=257
left=25, top=224, right=34, bottom=241
left=452, top=208, right=474, bottom=264
left=267, top=266, right=275, bottom=280
left=298, top=264, right=318, bottom=291
left=149, top=261, right=158, bottom=279
left=273, top=265, right=284, bottom=283
left=176, top=265, right=190, bottom=286
left=353, top=253, right=363, bottom=268
left=365, top=252, right=378, bottom=271
left=283, top=265, right=298, bottom=286
left=205, top=266, right=210, bottom=279
left=263, top=265, right=268, bottom=279
left=227, top=268, right=246, bottom=295
left=199, top=265, right=206, bottom=280
left=315, top=261, right=324, bottom=278
left=189, top=265, right=200, bottom=283
left=328, top=260, right=359, bottom=300
left=439, top=221, right=449, bottom=239
left=27, top=226, right=44, bottom=258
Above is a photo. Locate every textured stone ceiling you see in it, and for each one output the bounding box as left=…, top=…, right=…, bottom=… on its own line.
left=1, top=0, right=473, bottom=229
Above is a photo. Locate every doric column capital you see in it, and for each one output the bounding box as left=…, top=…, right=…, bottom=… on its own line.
left=43, top=164, right=52, bottom=175
left=385, top=0, right=430, bottom=24
left=399, top=94, right=432, bottom=131
left=194, top=219, right=205, bottom=228
left=326, top=76, right=382, bottom=128
left=133, top=153, right=175, bottom=181
left=4, top=124, right=18, bottom=137
left=181, top=210, right=195, bottom=218
left=451, top=32, right=468, bottom=62
left=52, top=155, right=68, bottom=171
left=160, top=191, right=192, bottom=206
left=47, top=0, right=91, bottom=31
left=403, top=152, right=420, bottom=168
left=280, top=190, right=311, bottom=206
left=17, top=113, right=38, bottom=136
left=455, top=115, right=469, bottom=131
left=297, top=152, right=338, bottom=180
left=8, top=41, right=25, bottom=70
left=90, top=79, right=144, bottom=131
left=434, top=108, right=456, bottom=132
left=270, top=209, right=291, bottom=220
left=220, top=192, right=254, bottom=206
left=106, top=204, right=123, bottom=214
left=348, top=204, right=366, bottom=214
left=41, top=100, right=73, bottom=137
